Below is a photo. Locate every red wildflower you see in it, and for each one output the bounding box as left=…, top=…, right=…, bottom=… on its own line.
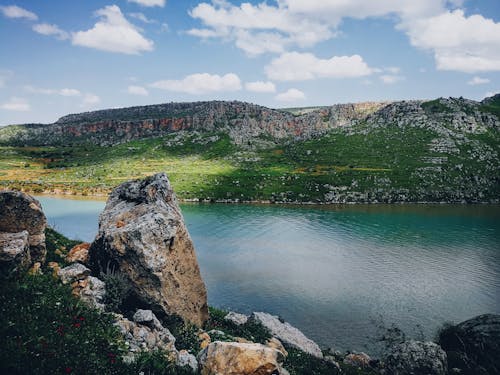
left=64, top=367, right=72, bottom=373
left=56, top=325, right=65, bottom=336
left=72, top=323, right=81, bottom=328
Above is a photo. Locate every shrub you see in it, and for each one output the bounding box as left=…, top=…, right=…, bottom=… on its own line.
left=100, top=264, right=131, bottom=312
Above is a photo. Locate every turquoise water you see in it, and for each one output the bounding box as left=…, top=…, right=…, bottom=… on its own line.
left=37, top=196, right=500, bottom=354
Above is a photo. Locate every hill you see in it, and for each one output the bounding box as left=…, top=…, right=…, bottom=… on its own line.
left=0, top=95, right=499, bottom=203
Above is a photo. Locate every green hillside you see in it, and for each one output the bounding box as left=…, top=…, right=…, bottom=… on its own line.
left=0, top=96, right=498, bottom=203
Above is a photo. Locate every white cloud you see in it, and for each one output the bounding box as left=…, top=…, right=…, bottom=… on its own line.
left=0, top=5, right=37, bottom=20
left=128, top=12, right=155, bottom=24
left=467, top=76, right=490, bottom=86
left=188, top=1, right=333, bottom=55
left=150, top=73, right=242, bottom=94
left=187, top=1, right=500, bottom=73
left=33, top=23, right=69, bottom=40
left=128, top=0, right=166, bottom=7
left=275, top=88, right=305, bottom=102
left=82, top=93, right=100, bottom=107
left=245, top=81, right=276, bottom=93
left=404, top=10, right=500, bottom=73
left=380, top=74, right=405, bottom=84
left=266, top=52, right=373, bottom=81
left=128, top=85, right=149, bottom=96
left=25, top=86, right=81, bottom=96
left=72, top=5, right=154, bottom=55
left=1, top=97, right=30, bottom=111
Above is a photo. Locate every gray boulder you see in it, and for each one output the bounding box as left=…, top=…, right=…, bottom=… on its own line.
left=0, top=190, right=47, bottom=263
left=438, top=314, right=500, bottom=375
left=89, top=173, right=208, bottom=326
left=385, top=340, right=447, bottom=375
left=250, top=312, right=323, bottom=358
left=0, top=230, right=31, bottom=278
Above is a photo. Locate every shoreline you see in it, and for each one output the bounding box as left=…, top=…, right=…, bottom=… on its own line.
left=24, top=188, right=500, bottom=206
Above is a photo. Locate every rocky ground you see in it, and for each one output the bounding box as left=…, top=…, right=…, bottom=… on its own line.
left=1, top=174, right=499, bottom=374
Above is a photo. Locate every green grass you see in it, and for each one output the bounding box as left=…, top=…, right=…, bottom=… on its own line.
left=0, top=121, right=498, bottom=203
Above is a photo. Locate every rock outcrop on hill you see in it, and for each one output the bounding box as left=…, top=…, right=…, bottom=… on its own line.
left=0, top=191, right=47, bottom=278
left=89, top=172, right=208, bottom=326
left=384, top=340, right=447, bottom=375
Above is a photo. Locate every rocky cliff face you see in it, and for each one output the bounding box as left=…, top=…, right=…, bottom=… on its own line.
left=89, top=172, right=208, bottom=326
left=0, top=100, right=387, bottom=146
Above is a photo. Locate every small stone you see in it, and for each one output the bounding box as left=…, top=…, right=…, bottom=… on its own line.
left=58, top=263, right=91, bottom=284
left=133, top=309, right=155, bottom=324
left=177, top=349, right=198, bottom=372
left=225, top=311, right=249, bottom=326
left=66, top=243, right=90, bottom=264
left=28, top=262, right=42, bottom=275
left=344, top=352, right=371, bottom=368
left=198, top=331, right=211, bottom=350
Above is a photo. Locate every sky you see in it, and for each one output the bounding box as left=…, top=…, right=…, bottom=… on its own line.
left=0, top=0, right=499, bottom=125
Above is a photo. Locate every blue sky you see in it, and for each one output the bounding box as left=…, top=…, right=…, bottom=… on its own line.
left=0, top=0, right=499, bottom=125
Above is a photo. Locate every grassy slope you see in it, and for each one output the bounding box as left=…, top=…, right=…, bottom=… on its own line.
left=0, top=116, right=499, bottom=202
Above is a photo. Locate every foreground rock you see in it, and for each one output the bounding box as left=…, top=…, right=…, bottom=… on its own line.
left=0, top=190, right=47, bottom=263
left=438, top=314, right=500, bottom=375
left=198, top=341, right=287, bottom=375
left=0, top=231, right=31, bottom=278
left=384, top=340, right=447, bottom=375
left=250, top=312, right=323, bottom=358
left=89, top=173, right=208, bottom=326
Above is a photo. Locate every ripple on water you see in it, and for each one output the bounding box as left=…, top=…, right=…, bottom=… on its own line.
left=36, top=198, right=500, bottom=355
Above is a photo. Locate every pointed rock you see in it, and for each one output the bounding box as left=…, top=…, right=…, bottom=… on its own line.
left=89, top=173, right=208, bottom=326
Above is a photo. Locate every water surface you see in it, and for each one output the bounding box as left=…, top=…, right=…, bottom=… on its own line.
left=37, top=196, right=500, bottom=354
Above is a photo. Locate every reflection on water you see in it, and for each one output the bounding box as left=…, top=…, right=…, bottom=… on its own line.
left=36, top=196, right=500, bottom=354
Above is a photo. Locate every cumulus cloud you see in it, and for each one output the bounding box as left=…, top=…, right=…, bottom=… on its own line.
left=0, top=70, right=13, bottom=88
left=187, top=1, right=333, bottom=56
left=404, top=10, right=500, bottom=73
left=127, top=85, right=149, bottom=96
left=1, top=97, right=30, bottom=111
left=33, top=23, right=69, bottom=40
left=266, top=52, right=373, bottom=81
left=150, top=73, right=242, bottom=94
left=188, top=1, right=500, bottom=73
left=467, top=76, right=490, bottom=86
left=72, top=5, right=154, bottom=55
left=0, top=5, right=37, bottom=20
left=245, top=81, right=276, bottom=93
left=275, top=88, right=305, bottom=102
left=128, top=0, right=165, bottom=7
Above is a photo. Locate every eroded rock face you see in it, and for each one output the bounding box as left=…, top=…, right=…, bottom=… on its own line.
left=198, top=341, right=287, bottom=375
left=438, top=314, right=500, bottom=375
left=225, top=311, right=249, bottom=326
left=0, top=191, right=47, bottom=263
left=250, top=312, right=323, bottom=358
left=89, top=173, right=208, bottom=326
left=385, top=340, right=447, bottom=375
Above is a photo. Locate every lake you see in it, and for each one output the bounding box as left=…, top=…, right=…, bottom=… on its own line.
left=36, top=195, right=500, bottom=355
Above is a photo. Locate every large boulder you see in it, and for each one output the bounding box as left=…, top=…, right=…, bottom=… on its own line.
left=0, top=231, right=31, bottom=278
left=250, top=312, right=323, bottom=358
left=89, top=173, right=208, bottom=326
left=0, top=191, right=47, bottom=263
left=198, top=341, right=287, bottom=375
left=438, top=314, right=500, bottom=375
left=384, top=340, right=447, bottom=375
